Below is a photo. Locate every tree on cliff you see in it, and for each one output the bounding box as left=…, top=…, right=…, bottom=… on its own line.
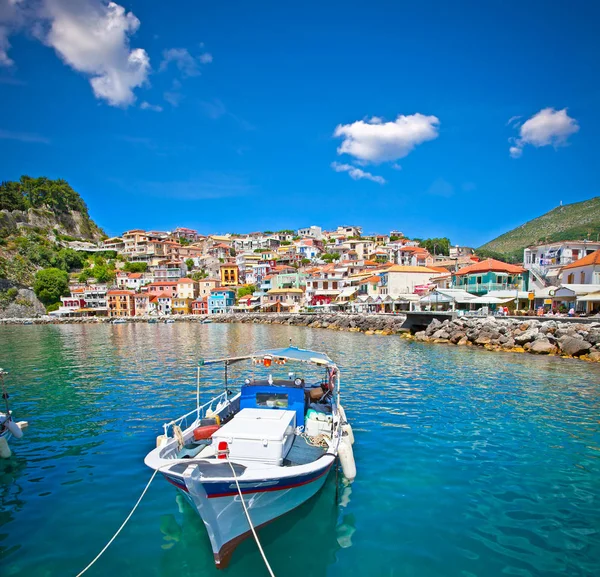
left=33, top=268, right=69, bottom=306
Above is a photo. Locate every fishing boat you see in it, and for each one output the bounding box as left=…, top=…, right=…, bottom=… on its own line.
left=0, top=369, right=28, bottom=459
left=111, top=318, right=127, bottom=324
left=144, top=346, right=356, bottom=568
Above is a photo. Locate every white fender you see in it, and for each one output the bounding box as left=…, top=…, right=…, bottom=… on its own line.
left=342, top=423, right=354, bottom=445
left=6, top=419, right=23, bottom=439
left=338, top=437, right=356, bottom=482
left=0, top=436, right=11, bottom=458
left=338, top=405, right=354, bottom=444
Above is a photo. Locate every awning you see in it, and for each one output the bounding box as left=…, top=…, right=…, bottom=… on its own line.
left=576, top=292, right=600, bottom=302
left=470, top=295, right=514, bottom=304
left=337, top=286, right=358, bottom=299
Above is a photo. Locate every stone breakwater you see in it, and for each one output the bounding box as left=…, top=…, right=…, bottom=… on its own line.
left=0, top=312, right=409, bottom=334
left=410, top=316, right=600, bottom=362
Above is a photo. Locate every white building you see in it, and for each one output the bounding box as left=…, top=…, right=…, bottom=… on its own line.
left=524, top=240, right=600, bottom=287
left=297, top=226, right=322, bottom=240
left=378, top=265, right=440, bottom=297
left=559, top=250, right=600, bottom=285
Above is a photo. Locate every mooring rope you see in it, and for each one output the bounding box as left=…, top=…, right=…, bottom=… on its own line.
left=226, top=456, right=276, bottom=577
left=75, top=468, right=159, bottom=577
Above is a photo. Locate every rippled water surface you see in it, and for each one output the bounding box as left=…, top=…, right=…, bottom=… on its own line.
left=1, top=323, right=599, bottom=577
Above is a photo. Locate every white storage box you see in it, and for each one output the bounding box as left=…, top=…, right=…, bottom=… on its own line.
left=305, top=416, right=333, bottom=437
left=212, top=408, right=296, bottom=466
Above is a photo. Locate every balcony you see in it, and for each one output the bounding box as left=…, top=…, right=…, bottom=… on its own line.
left=461, top=282, right=525, bottom=294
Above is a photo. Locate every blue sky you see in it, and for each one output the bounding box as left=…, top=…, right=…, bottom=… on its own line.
left=1, top=0, right=599, bottom=246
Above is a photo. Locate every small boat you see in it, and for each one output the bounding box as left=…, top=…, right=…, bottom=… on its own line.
left=111, top=318, right=127, bottom=324
left=147, top=318, right=159, bottom=324
left=145, top=346, right=356, bottom=568
left=201, top=318, right=213, bottom=324
left=164, top=319, right=175, bottom=324
left=0, top=369, right=28, bottom=459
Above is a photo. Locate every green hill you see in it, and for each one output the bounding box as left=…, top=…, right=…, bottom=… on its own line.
left=0, top=176, right=106, bottom=286
left=478, top=197, right=600, bottom=262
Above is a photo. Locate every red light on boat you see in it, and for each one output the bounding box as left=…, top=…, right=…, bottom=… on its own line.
left=217, top=441, right=228, bottom=459
left=263, top=357, right=272, bottom=367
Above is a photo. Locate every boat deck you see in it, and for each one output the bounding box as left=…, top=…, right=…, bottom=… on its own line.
left=284, top=435, right=326, bottom=466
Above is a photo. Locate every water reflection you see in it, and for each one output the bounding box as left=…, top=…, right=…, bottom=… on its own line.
left=0, top=323, right=599, bottom=577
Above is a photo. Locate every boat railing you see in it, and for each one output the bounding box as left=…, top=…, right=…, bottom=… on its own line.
left=162, top=391, right=228, bottom=437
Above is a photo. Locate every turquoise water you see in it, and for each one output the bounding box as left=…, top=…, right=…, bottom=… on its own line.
left=1, top=323, right=599, bottom=577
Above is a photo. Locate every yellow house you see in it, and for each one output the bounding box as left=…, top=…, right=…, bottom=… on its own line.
left=220, top=264, right=239, bottom=286
left=172, top=297, right=193, bottom=314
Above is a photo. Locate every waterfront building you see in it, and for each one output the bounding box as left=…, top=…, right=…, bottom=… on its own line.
left=83, top=285, right=108, bottom=315
left=133, top=293, right=151, bottom=316
left=452, top=258, right=528, bottom=295
left=219, top=263, right=240, bottom=286
left=378, top=265, right=442, bottom=297
left=155, top=293, right=172, bottom=315
left=191, top=296, right=209, bottom=315
left=172, top=297, right=193, bottom=314
left=524, top=240, right=600, bottom=288
left=170, top=227, right=200, bottom=243
left=560, top=250, right=600, bottom=285
left=208, top=288, right=236, bottom=314
left=107, top=290, right=136, bottom=317
left=262, top=288, right=304, bottom=312
left=176, top=278, right=198, bottom=300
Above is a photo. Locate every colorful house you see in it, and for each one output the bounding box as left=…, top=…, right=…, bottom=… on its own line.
left=452, top=258, right=528, bottom=295
left=208, top=288, right=236, bottom=314
left=177, top=278, right=198, bottom=299
left=262, top=288, right=304, bottom=312
left=147, top=281, right=178, bottom=298
left=192, top=296, right=209, bottom=315
left=107, top=290, right=136, bottom=317
left=219, top=264, right=239, bottom=286
left=172, top=297, right=193, bottom=314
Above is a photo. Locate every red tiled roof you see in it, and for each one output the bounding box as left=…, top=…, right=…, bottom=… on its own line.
left=177, top=277, right=195, bottom=283
left=128, top=273, right=143, bottom=278
left=148, top=281, right=177, bottom=286
left=454, top=258, right=525, bottom=276
left=563, top=250, right=600, bottom=270
left=107, top=290, right=135, bottom=295
left=155, top=292, right=172, bottom=299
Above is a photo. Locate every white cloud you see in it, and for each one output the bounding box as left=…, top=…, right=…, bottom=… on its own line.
left=509, top=107, right=579, bottom=158
left=140, top=101, right=162, bottom=112
left=509, top=146, right=522, bottom=159
left=0, top=25, right=13, bottom=66
left=160, top=47, right=209, bottom=77
left=0, top=0, right=149, bottom=106
left=41, top=0, right=150, bottom=107
left=333, top=113, right=440, bottom=164
left=331, top=161, right=386, bottom=185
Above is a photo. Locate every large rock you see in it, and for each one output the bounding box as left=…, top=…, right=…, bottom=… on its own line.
left=560, top=337, right=592, bottom=357
left=514, top=328, right=538, bottom=345
left=529, top=339, right=558, bottom=355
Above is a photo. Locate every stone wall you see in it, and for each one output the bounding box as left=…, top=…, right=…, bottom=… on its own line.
left=411, top=316, right=600, bottom=361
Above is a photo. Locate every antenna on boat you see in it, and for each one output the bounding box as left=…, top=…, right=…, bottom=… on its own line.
left=0, top=369, right=9, bottom=416
left=196, top=359, right=204, bottom=419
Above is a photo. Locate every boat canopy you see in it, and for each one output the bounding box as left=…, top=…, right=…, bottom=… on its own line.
left=201, top=346, right=337, bottom=368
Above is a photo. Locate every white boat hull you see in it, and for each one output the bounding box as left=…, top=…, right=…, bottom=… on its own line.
left=168, top=457, right=334, bottom=567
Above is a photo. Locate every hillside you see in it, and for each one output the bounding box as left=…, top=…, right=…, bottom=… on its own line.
left=0, top=176, right=105, bottom=286
left=478, top=197, right=600, bottom=262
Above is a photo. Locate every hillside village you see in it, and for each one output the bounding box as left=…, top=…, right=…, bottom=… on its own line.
left=53, top=224, right=600, bottom=318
